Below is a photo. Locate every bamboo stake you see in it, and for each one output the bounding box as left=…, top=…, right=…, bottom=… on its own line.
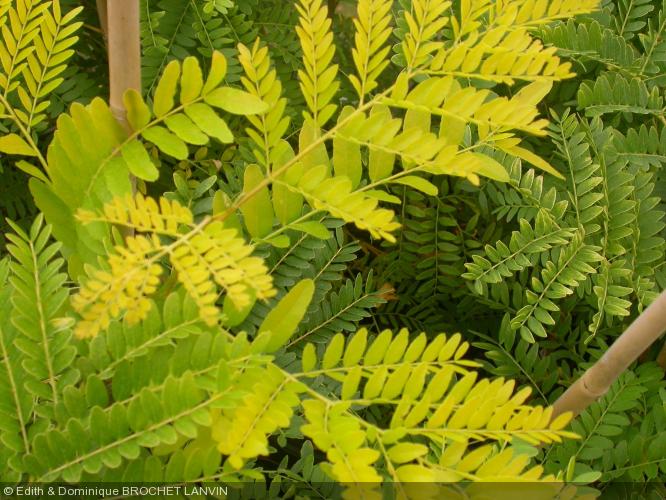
left=96, top=0, right=108, bottom=40
left=106, top=0, right=141, bottom=130
left=551, top=290, right=666, bottom=419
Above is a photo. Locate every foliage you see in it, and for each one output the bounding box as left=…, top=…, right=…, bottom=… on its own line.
left=0, top=217, right=580, bottom=489
left=0, top=0, right=665, bottom=493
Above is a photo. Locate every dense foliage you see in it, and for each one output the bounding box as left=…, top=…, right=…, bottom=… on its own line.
left=0, top=0, right=665, bottom=496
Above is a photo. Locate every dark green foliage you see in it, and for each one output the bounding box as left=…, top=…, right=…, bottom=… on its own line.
left=0, top=166, right=35, bottom=248
left=297, top=272, right=385, bottom=344
left=545, top=363, right=666, bottom=483
left=578, top=73, right=664, bottom=117
left=540, top=20, right=641, bottom=72
left=140, top=0, right=257, bottom=93
left=0, top=0, right=665, bottom=489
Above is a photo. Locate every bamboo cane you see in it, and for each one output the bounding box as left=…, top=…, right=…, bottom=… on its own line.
left=551, top=289, right=666, bottom=419
left=106, top=0, right=141, bottom=131
left=96, top=0, right=108, bottom=40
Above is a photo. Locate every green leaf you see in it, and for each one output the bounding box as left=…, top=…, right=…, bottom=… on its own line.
left=364, top=189, right=401, bottom=204
left=164, top=114, right=209, bottom=145
left=16, top=160, right=49, bottom=183
left=29, top=179, right=77, bottom=250
left=333, top=106, right=362, bottom=188
left=467, top=153, right=510, bottom=182
left=0, top=134, right=36, bottom=156
left=153, top=60, right=181, bottom=118
left=241, top=164, right=274, bottom=238
left=393, top=175, right=438, bottom=195
left=299, top=119, right=330, bottom=174
left=365, top=330, right=392, bottom=365
left=213, top=190, right=242, bottom=233
left=222, top=289, right=256, bottom=328
left=123, top=89, right=151, bottom=130
left=322, top=333, right=344, bottom=369
left=142, top=126, right=188, bottom=160
left=271, top=140, right=303, bottom=225
left=573, top=471, right=602, bottom=483
left=204, top=87, right=268, bottom=115
left=120, top=140, right=159, bottom=181
left=302, top=343, right=317, bottom=371
left=504, top=145, right=564, bottom=179
left=184, top=104, right=233, bottom=143
left=203, top=51, right=227, bottom=95
left=180, top=57, right=203, bottom=104
left=264, top=235, right=290, bottom=248
left=387, top=443, right=429, bottom=464
left=368, top=105, right=395, bottom=182
left=291, top=221, right=330, bottom=239
left=342, top=366, right=362, bottom=399
left=259, top=279, right=315, bottom=353
left=343, top=329, right=368, bottom=367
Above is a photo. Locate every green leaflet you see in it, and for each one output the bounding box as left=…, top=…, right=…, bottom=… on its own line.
left=394, top=175, right=438, bottom=195
left=123, top=89, right=151, bottom=130
left=457, top=153, right=510, bottom=183
left=241, top=163, right=274, bottom=238
left=368, top=104, right=396, bottom=182
left=333, top=106, right=362, bottom=188
left=291, top=221, right=330, bottom=240
left=120, top=140, right=159, bottom=181
left=203, top=87, right=268, bottom=115
left=212, top=190, right=242, bottom=232
left=271, top=140, right=304, bottom=225
left=184, top=103, right=233, bottom=144
left=258, top=279, right=315, bottom=353
left=164, top=114, right=209, bottom=145
left=153, top=60, right=181, bottom=117
left=180, top=56, right=204, bottom=104
left=0, top=134, right=36, bottom=156
left=27, top=178, right=77, bottom=253
left=202, top=51, right=228, bottom=94
left=142, top=126, right=188, bottom=160
left=299, top=118, right=330, bottom=174
left=222, top=289, right=257, bottom=328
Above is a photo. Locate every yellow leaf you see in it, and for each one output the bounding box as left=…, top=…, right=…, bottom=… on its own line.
left=342, top=328, right=368, bottom=367
left=395, top=464, right=436, bottom=482
left=323, top=333, right=345, bottom=369
left=502, top=144, right=564, bottom=179
left=0, top=133, right=36, bottom=156
left=302, top=343, right=317, bottom=372
left=387, top=443, right=429, bottom=464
